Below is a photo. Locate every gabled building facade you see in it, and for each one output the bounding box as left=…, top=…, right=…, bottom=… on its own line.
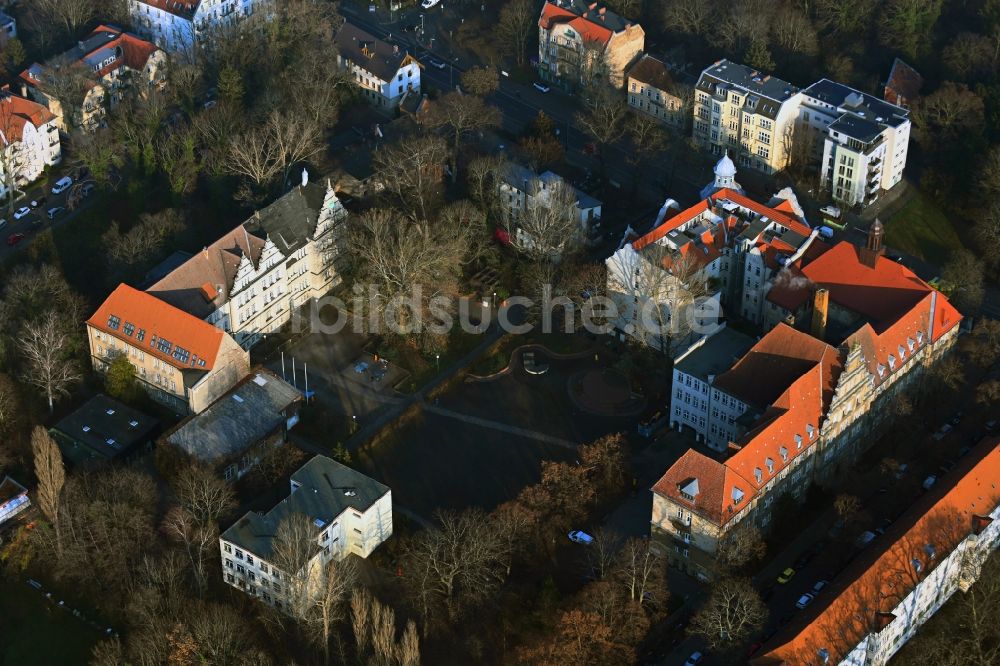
left=21, top=25, right=166, bottom=132
left=538, top=0, right=644, bottom=89
left=0, top=89, right=61, bottom=200
left=627, top=54, right=686, bottom=129
left=86, top=284, right=250, bottom=414
left=220, top=455, right=392, bottom=613
left=650, top=225, right=963, bottom=581
left=129, top=0, right=264, bottom=54
left=755, top=437, right=1000, bottom=666
left=147, top=175, right=347, bottom=349
left=499, top=164, right=604, bottom=247
left=334, top=22, right=420, bottom=110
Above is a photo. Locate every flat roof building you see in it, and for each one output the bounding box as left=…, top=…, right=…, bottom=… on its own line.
left=49, top=394, right=158, bottom=465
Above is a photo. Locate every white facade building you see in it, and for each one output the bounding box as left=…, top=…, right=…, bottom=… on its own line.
left=220, top=455, right=392, bottom=613
left=148, top=175, right=347, bottom=349
left=799, top=79, right=911, bottom=208
left=129, top=0, right=264, bottom=54
left=0, top=90, right=61, bottom=201
left=334, top=22, right=420, bottom=110
left=500, top=165, right=603, bottom=247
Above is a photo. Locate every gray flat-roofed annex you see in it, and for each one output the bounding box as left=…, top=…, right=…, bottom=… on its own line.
left=165, top=369, right=302, bottom=464
left=50, top=394, right=158, bottom=461
left=676, top=327, right=757, bottom=382
left=221, top=455, right=390, bottom=560
left=803, top=79, right=909, bottom=128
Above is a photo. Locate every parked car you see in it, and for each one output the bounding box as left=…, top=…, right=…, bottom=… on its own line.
left=894, top=463, right=909, bottom=480
left=683, top=651, right=703, bottom=666
left=923, top=475, right=937, bottom=490
left=30, top=196, right=46, bottom=208
left=51, top=176, right=73, bottom=194
left=818, top=225, right=835, bottom=239
left=428, top=58, right=446, bottom=69
left=6, top=232, right=25, bottom=246
left=47, top=207, right=64, bottom=220
left=986, top=419, right=997, bottom=432
left=532, top=82, right=551, bottom=93
left=12, top=206, right=30, bottom=220
left=855, top=531, right=877, bottom=548
left=777, top=567, right=796, bottom=584
left=933, top=424, right=953, bottom=441
left=567, top=530, right=593, bottom=545
left=0, top=219, right=7, bottom=230
left=795, top=593, right=815, bottom=609
left=812, top=580, right=829, bottom=594
left=421, top=0, right=440, bottom=7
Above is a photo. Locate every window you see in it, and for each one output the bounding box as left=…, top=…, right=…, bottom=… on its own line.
left=246, top=555, right=254, bottom=566
left=235, top=550, right=244, bottom=560
left=123, top=322, right=135, bottom=337
left=260, top=563, right=268, bottom=573
left=107, top=315, right=121, bottom=330
left=757, top=146, right=770, bottom=159
left=236, top=564, right=245, bottom=574
left=227, top=573, right=235, bottom=583
left=223, top=543, right=231, bottom=553
left=225, top=559, right=233, bottom=569
left=757, top=131, right=770, bottom=144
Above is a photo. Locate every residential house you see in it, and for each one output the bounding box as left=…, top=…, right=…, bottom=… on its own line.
left=49, top=394, right=158, bottom=466
left=86, top=284, right=250, bottom=414
left=0, top=88, right=61, bottom=201
left=755, top=437, right=1000, bottom=666
left=627, top=55, right=686, bottom=129
left=669, top=325, right=756, bottom=446
left=129, top=0, right=264, bottom=53
left=161, top=368, right=302, bottom=482
left=692, top=60, right=801, bottom=173
left=147, top=174, right=347, bottom=349
left=606, top=160, right=817, bottom=353
left=798, top=80, right=910, bottom=208
left=220, top=455, right=392, bottom=612
left=21, top=25, right=167, bottom=132
left=0, top=476, right=29, bottom=527
left=334, top=22, right=420, bottom=110
left=538, top=0, right=644, bottom=89
left=884, top=58, right=923, bottom=109
left=0, top=10, right=16, bottom=45
left=651, top=225, right=963, bottom=580
left=499, top=164, right=604, bottom=247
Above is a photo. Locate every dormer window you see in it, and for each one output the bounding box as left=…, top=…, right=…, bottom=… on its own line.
left=779, top=446, right=788, bottom=462
left=806, top=424, right=815, bottom=439
left=888, top=354, right=896, bottom=370
left=907, top=337, right=915, bottom=352
left=818, top=648, right=830, bottom=664
left=878, top=364, right=887, bottom=378
left=732, top=487, right=744, bottom=504
left=912, top=557, right=922, bottom=572
left=754, top=467, right=763, bottom=483
left=765, top=458, right=774, bottom=474
left=678, top=478, right=699, bottom=502
left=924, top=543, right=936, bottom=559
left=794, top=434, right=803, bottom=449
left=916, top=330, right=924, bottom=344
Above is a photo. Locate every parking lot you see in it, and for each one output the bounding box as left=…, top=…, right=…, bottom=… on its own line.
left=0, top=173, right=93, bottom=260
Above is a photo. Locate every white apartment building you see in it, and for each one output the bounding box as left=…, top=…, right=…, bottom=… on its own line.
left=148, top=173, right=347, bottom=349
left=220, top=455, right=392, bottom=613
left=500, top=164, right=603, bottom=247
left=692, top=60, right=801, bottom=174
left=538, top=0, right=644, bottom=89
left=799, top=79, right=911, bottom=208
left=129, top=0, right=264, bottom=54
left=757, top=438, right=1000, bottom=666
left=334, top=22, right=420, bottom=110
left=0, top=90, right=61, bottom=201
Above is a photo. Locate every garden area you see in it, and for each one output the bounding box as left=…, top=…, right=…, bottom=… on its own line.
left=883, top=191, right=964, bottom=267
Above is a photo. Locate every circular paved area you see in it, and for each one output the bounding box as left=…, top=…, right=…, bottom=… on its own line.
left=568, top=367, right=644, bottom=416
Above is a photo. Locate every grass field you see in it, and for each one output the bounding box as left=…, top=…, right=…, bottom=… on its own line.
left=0, top=576, right=103, bottom=666
left=884, top=191, right=965, bottom=266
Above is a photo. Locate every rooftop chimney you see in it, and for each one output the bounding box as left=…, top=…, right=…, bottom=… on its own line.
left=811, top=288, right=829, bottom=341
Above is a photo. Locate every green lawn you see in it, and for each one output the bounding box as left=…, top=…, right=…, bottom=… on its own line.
left=0, top=576, right=103, bottom=665
left=883, top=191, right=965, bottom=266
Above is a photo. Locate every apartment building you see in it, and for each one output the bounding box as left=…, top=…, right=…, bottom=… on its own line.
left=627, top=55, right=686, bottom=129
left=605, top=171, right=816, bottom=353
left=147, top=174, right=347, bottom=349
left=651, top=226, right=963, bottom=580
left=220, top=455, right=392, bottom=613
left=0, top=89, right=61, bottom=201
left=692, top=60, right=801, bottom=174
left=538, top=0, right=644, bottom=89
left=335, top=22, right=420, bottom=110
left=499, top=164, right=603, bottom=247
left=21, top=25, right=166, bottom=132
left=669, top=325, right=755, bottom=445
left=129, top=0, right=264, bottom=53
left=0, top=476, right=30, bottom=527
left=755, top=437, right=1000, bottom=666
left=799, top=80, right=911, bottom=208
left=86, top=284, right=250, bottom=414
left=161, top=369, right=302, bottom=482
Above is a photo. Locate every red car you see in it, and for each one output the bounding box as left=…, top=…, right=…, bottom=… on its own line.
left=6, top=232, right=25, bottom=246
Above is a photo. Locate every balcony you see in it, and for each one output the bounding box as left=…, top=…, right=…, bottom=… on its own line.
left=669, top=515, right=692, bottom=530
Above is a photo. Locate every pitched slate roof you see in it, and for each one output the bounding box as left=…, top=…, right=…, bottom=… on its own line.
left=696, top=60, right=798, bottom=120
left=884, top=58, right=923, bottom=105
left=755, top=437, right=1000, bottom=666
left=628, top=54, right=675, bottom=91
left=163, top=369, right=302, bottom=464
left=221, top=455, right=390, bottom=560
left=335, top=22, right=412, bottom=82
left=244, top=181, right=327, bottom=255
left=88, top=284, right=226, bottom=371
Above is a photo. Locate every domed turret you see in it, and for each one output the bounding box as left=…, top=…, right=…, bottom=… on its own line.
left=700, top=151, right=743, bottom=198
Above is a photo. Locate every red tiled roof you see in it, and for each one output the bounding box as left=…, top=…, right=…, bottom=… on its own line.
left=652, top=449, right=753, bottom=525
left=539, top=2, right=614, bottom=46
left=87, top=284, right=226, bottom=371
left=756, top=437, right=1000, bottom=666
left=885, top=58, right=923, bottom=105
left=0, top=93, right=56, bottom=143
left=134, top=0, right=199, bottom=19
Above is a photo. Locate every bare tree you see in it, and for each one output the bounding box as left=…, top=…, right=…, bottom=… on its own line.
left=425, top=93, right=501, bottom=183
left=720, top=0, right=773, bottom=55
left=587, top=528, right=623, bottom=580
left=575, top=84, right=629, bottom=170
left=37, top=55, right=94, bottom=131
left=403, top=509, right=508, bottom=628
left=503, top=175, right=584, bottom=265
left=491, top=500, right=535, bottom=576
left=171, top=464, right=236, bottom=526
left=18, top=310, right=81, bottom=412
left=31, top=426, right=65, bottom=556
left=0, top=373, right=21, bottom=438
left=308, top=557, right=359, bottom=663
left=715, top=525, right=766, bottom=571
left=688, top=577, right=768, bottom=648
left=614, top=537, right=668, bottom=606
left=815, top=0, right=874, bottom=34
left=162, top=506, right=217, bottom=597
left=912, top=82, right=984, bottom=144
left=461, top=66, right=500, bottom=96
left=373, top=135, right=448, bottom=221
left=352, top=588, right=421, bottom=666
left=225, top=110, right=324, bottom=196
left=662, top=0, right=717, bottom=37
left=103, top=209, right=185, bottom=268
left=497, top=0, right=535, bottom=67
left=271, top=513, right=320, bottom=620
left=942, top=249, right=985, bottom=312
left=771, top=3, right=818, bottom=56
left=22, top=0, right=97, bottom=45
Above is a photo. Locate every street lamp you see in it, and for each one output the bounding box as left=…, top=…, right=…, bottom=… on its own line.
left=420, top=13, right=424, bottom=36
left=436, top=353, right=440, bottom=372
left=351, top=414, right=357, bottom=433
left=493, top=292, right=497, bottom=308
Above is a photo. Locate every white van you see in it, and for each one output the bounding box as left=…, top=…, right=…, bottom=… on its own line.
left=51, top=176, right=73, bottom=195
